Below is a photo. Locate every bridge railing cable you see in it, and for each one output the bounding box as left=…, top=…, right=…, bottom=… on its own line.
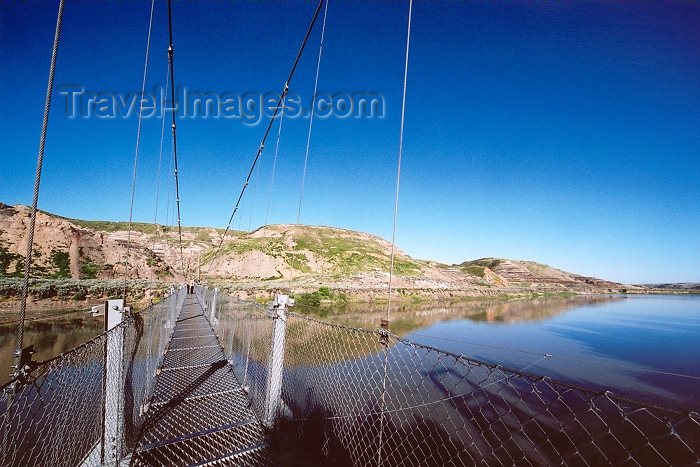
left=198, top=287, right=699, bottom=467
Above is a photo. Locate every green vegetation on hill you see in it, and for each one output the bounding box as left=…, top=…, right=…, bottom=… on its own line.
left=202, top=226, right=423, bottom=277
left=289, top=227, right=422, bottom=276
left=0, top=245, right=23, bottom=277
left=462, top=258, right=504, bottom=270
left=293, top=286, right=348, bottom=309
left=57, top=214, right=237, bottom=238
left=460, top=265, right=485, bottom=278
left=49, top=249, right=70, bottom=279
left=0, top=277, right=173, bottom=301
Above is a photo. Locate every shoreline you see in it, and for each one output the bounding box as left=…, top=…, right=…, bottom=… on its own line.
left=0, top=278, right=695, bottom=325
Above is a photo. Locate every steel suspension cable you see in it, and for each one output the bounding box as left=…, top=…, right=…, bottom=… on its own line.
left=165, top=146, right=174, bottom=233
left=207, top=1, right=324, bottom=272
left=13, top=0, right=65, bottom=380
left=379, top=2, right=413, bottom=466
left=291, top=0, right=329, bottom=278
left=152, top=67, right=171, bottom=248
left=265, top=102, right=285, bottom=230
left=257, top=99, right=286, bottom=278
left=124, top=0, right=156, bottom=297
left=167, top=0, right=185, bottom=269
left=386, top=0, right=413, bottom=323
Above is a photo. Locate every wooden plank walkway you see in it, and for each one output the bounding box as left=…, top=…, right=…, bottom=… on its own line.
left=131, top=293, right=272, bottom=466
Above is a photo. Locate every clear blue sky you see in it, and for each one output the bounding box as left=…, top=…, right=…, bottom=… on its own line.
left=1, top=1, right=698, bottom=284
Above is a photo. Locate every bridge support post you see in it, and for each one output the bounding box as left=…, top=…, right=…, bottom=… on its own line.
left=101, top=299, right=126, bottom=464
left=210, top=288, right=218, bottom=323
left=265, top=295, right=293, bottom=426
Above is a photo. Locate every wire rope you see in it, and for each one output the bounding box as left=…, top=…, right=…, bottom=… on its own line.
left=256, top=97, right=286, bottom=279
left=386, top=0, right=413, bottom=324
left=291, top=0, right=329, bottom=278
left=152, top=67, right=171, bottom=252
left=378, top=3, right=412, bottom=465
left=124, top=0, right=156, bottom=297
left=167, top=0, right=185, bottom=270
left=409, top=331, right=700, bottom=381
left=206, top=1, right=325, bottom=273
left=14, top=0, right=65, bottom=379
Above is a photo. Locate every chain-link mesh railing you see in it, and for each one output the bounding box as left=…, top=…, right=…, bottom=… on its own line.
left=196, top=287, right=274, bottom=425
left=0, top=287, right=184, bottom=467
left=199, top=288, right=699, bottom=467
left=3, top=286, right=698, bottom=466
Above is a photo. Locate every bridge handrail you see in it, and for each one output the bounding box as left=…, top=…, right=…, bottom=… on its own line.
left=0, top=286, right=185, bottom=467
left=197, top=286, right=699, bottom=466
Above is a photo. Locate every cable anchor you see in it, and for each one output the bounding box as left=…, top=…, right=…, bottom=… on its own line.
left=379, top=319, right=390, bottom=347
left=8, top=345, right=38, bottom=394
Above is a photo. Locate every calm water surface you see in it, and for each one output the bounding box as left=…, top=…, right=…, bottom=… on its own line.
left=0, top=312, right=104, bottom=385
left=322, top=294, right=700, bottom=412
left=2, top=295, right=698, bottom=412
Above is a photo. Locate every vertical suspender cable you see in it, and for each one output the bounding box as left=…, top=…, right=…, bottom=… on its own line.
left=291, top=0, right=329, bottom=277
left=378, top=2, right=413, bottom=465
left=152, top=68, right=171, bottom=250
left=124, top=0, right=156, bottom=298
left=167, top=0, right=185, bottom=270
left=386, top=0, right=413, bottom=324
left=266, top=103, right=285, bottom=230
left=257, top=99, right=286, bottom=278
left=13, top=0, right=65, bottom=380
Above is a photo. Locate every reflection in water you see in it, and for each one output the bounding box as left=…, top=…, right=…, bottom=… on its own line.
left=0, top=313, right=104, bottom=385
left=297, top=294, right=700, bottom=411
left=311, top=295, right=622, bottom=337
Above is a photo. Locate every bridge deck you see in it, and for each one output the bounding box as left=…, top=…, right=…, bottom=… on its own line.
left=131, top=293, right=271, bottom=466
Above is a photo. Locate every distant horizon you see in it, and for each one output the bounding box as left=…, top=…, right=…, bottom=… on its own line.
left=1, top=2, right=698, bottom=285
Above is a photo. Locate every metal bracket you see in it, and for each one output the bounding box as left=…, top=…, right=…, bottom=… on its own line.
left=8, top=345, right=38, bottom=393
left=379, top=320, right=390, bottom=347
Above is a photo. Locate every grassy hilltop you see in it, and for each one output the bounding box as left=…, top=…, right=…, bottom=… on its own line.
left=0, top=202, right=635, bottom=307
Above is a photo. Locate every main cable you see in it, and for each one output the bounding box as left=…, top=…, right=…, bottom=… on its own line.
left=14, top=0, right=65, bottom=380
left=167, top=0, right=185, bottom=270
left=207, top=1, right=324, bottom=273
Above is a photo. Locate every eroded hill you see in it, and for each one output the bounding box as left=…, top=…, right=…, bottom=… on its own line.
left=0, top=203, right=629, bottom=298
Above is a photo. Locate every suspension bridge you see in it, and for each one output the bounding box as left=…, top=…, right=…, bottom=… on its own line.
left=1, top=0, right=699, bottom=465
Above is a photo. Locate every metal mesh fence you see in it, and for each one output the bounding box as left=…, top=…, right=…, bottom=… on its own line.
left=0, top=287, right=183, bottom=467
left=2, top=286, right=699, bottom=466
left=197, top=287, right=274, bottom=424
left=199, top=288, right=699, bottom=467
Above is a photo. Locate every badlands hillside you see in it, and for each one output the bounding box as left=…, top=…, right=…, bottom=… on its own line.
left=0, top=203, right=628, bottom=299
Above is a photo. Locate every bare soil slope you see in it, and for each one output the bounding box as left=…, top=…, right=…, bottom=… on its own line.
left=0, top=203, right=629, bottom=298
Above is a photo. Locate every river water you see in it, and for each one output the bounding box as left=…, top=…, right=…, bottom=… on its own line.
left=319, top=294, right=700, bottom=412
left=0, top=312, right=104, bottom=385
left=2, top=294, right=698, bottom=413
